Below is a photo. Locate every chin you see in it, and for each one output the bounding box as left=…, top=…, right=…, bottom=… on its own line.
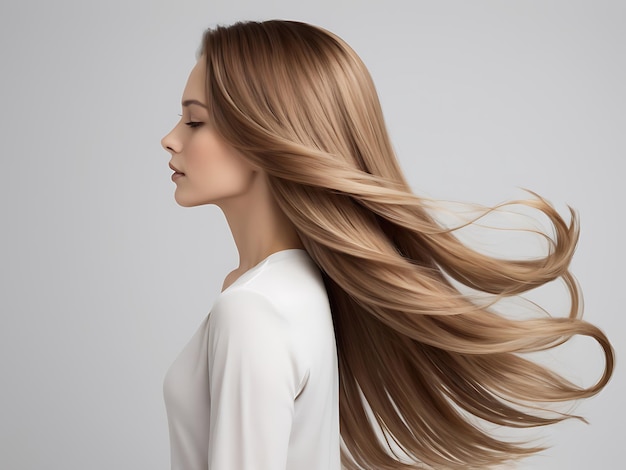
left=175, top=199, right=206, bottom=208
left=174, top=191, right=216, bottom=208
left=174, top=193, right=200, bottom=207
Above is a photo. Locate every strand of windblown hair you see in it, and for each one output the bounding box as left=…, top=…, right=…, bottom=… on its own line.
left=263, top=142, right=613, bottom=388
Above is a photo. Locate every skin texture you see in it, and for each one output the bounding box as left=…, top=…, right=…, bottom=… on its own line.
left=161, top=58, right=304, bottom=291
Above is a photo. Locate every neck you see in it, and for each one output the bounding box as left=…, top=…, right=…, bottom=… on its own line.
left=217, top=172, right=304, bottom=273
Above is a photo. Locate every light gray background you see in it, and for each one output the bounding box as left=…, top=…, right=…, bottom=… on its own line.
left=1, top=1, right=623, bottom=468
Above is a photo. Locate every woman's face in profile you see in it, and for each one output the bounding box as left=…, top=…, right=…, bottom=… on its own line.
left=161, top=58, right=258, bottom=208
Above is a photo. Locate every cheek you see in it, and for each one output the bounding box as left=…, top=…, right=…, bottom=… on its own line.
left=210, top=155, right=256, bottom=192
left=185, top=137, right=256, bottom=193
left=184, top=139, right=211, bottom=172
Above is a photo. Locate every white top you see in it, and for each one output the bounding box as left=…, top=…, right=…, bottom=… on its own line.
left=163, top=249, right=341, bottom=470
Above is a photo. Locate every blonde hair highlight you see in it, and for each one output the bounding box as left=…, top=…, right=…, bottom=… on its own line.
left=198, top=20, right=614, bottom=469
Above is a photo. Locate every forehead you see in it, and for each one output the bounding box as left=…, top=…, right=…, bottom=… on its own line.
left=182, top=58, right=207, bottom=102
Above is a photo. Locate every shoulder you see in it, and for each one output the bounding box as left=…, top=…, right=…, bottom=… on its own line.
left=207, top=287, right=306, bottom=398
left=208, top=253, right=329, bottom=333
left=208, top=288, right=295, bottom=367
left=207, top=256, right=333, bottom=394
left=209, top=251, right=332, bottom=354
left=219, top=251, right=329, bottom=315
left=210, top=287, right=286, bottom=330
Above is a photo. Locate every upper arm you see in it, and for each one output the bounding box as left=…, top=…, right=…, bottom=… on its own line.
left=207, top=288, right=302, bottom=469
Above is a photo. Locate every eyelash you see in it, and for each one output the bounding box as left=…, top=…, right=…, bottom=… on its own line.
left=178, top=114, right=202, bottom=129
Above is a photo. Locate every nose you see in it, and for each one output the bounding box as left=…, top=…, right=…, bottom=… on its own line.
left=161, top=126, right=181, bottom=154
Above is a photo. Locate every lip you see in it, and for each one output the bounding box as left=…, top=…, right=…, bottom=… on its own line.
left=169, top=162, right=184, bottom=174
left=169, top=162, right=185, bottom=181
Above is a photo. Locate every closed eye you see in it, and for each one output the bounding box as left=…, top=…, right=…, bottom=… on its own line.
left=177, top=114, right=203, bottom=129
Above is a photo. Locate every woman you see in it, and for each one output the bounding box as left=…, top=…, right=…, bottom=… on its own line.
left=161, top=19, right=614, bottom=470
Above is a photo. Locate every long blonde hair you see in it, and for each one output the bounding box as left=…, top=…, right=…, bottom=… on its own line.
left=197, top=20, right=614, bottom=469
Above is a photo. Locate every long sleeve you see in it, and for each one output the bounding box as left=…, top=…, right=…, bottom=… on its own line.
left=206, top=287, right=306, bottom=470
left=164, top=249, right=340, bottom=470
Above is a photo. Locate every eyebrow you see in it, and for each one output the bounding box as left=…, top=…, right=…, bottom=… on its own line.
left=182, top=99, right=208, bottom=109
